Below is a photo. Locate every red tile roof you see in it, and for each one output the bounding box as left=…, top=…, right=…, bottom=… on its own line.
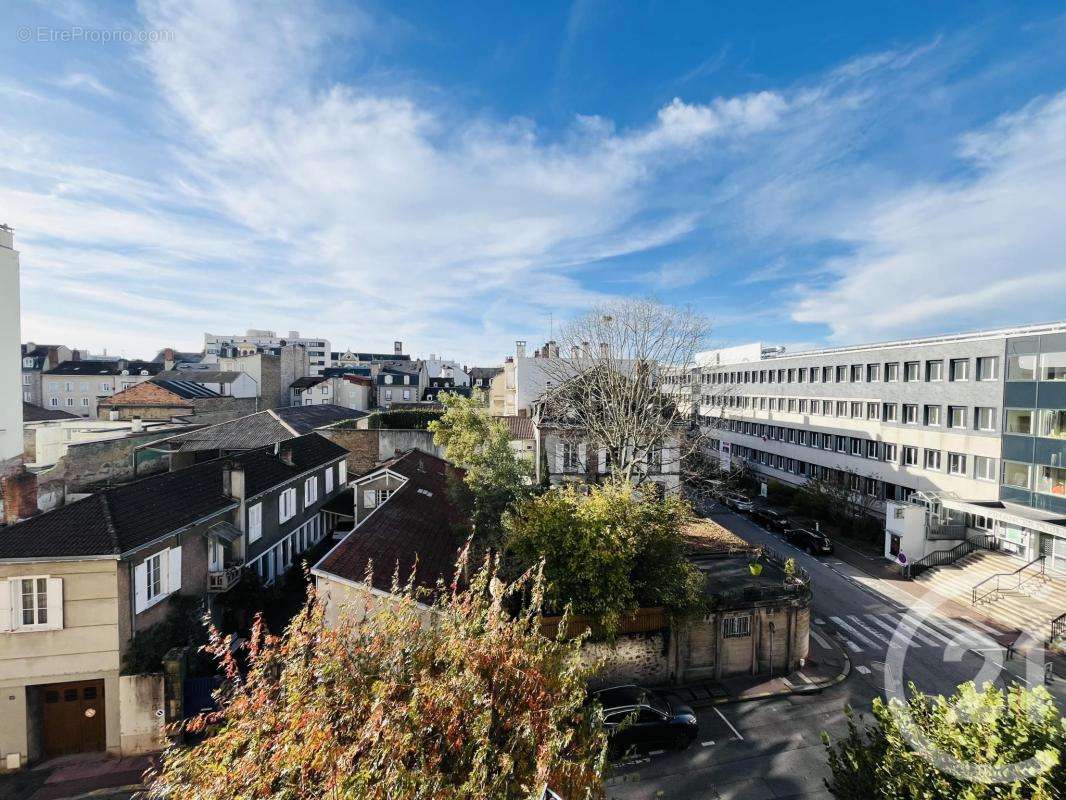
left=498, top=415, right=533, bottom=439
left=314, top=449, right=471, bottom=595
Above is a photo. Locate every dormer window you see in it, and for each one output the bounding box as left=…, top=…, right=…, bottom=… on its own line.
left=384, top=375, right=393, bottom=385
left=22, top=357, right=33, bottom=368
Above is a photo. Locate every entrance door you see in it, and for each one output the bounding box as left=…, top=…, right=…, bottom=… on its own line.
left=40, top=679, right=106, bottom=758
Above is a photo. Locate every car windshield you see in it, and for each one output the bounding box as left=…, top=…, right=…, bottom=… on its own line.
left=643, top=692, right=670, bottom=715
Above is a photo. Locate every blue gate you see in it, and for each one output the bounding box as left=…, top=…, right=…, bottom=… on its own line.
left=182, top=676, right=223, bottom=718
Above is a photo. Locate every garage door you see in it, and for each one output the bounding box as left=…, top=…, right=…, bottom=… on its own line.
left=40, top=679, right=106, bottom=758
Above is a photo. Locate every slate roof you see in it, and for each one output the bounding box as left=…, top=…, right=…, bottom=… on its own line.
left=498, top=415, right=534, bottom=439
left=152, top=379, right=223, bottom=399
left=0, top=434, right=347, bottom=561
left=150, top=349, right=203, bottom=364
left=21, top=402, right=80, bottom=422
left=468, top=366, right=503, bottom=386
left=44, top=360, right=162, bottom=377
left=314, top=449, right=470, bottom=594
left=155, top=405, right=366, bottom=452
left=154, top=370, right=243, bottom=384
left=290, top=376, right=326, bottom=390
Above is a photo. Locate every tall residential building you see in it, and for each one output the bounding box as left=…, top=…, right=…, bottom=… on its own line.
left=1, top=225, right=23, bottom=467
left=695, top=322, right=1066, bottom=573
left=204, top=329, right=330, bottom=375
left=39, top=360, right=163, bottom=418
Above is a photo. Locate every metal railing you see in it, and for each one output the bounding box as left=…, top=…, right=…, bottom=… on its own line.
left=972, top=556, right=1046, bottom=606
left=927, top=522, right=970, bottom=540
left=1049, top=611, right=1066, bottom=647
left=903, top=533, right=996, bottom=579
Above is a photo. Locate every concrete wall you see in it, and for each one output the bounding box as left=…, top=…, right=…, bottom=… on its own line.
left=0, top=227, right=22, bottom=467
left=118, top=674, right=164, bottom=754
left=318, top=428, right=443, bottom=479
left=0, top=559, right=122, bottom=765
left=34, top=425, right=182, bottom=495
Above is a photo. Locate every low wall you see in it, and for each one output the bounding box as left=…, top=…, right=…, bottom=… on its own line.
left=119, top=674, right=165, bottom=755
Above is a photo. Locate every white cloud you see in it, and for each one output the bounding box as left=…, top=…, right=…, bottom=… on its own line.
left=792, top=93, right=1066, bottom=341
left=54, top=73, right=115, bottom=98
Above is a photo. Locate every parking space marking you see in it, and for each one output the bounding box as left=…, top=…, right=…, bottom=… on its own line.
left=855, top=665, right=871, bottom=675
left=701, top=740, right=716, bottom=747
left=714, top=707, right=744, bottom=741
left=810, top=629, right=832, bottom=649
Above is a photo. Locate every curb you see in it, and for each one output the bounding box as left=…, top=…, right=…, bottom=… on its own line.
left=671, top=636, right=852, bottom=709
left=35, top=785, right=142, bottom=800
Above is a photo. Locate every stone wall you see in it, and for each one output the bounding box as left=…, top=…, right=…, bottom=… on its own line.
left=584, top=632, right=671, bottom=687
left=318, top=428, right=443, bottom=478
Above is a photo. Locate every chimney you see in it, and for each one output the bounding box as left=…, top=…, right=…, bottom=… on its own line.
left=394, top=340, right=403, bottom=356
left=130, top=417, right=143, bottom=433
left=548, top=341, right=560, bottom=358
left=279, top=448, right=295, bottom=467
left=164, top=347, right=175, bottom=371
left=221, top=459, right=246, bottom=501
left=2, top=469, right=39, bottom=524
left=515, top=340, right=526, bottom=359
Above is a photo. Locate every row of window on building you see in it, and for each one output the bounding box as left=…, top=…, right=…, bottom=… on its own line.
left=717, top=419, right=998, bottom=481
left=702, top=355, right=1003, bottom=386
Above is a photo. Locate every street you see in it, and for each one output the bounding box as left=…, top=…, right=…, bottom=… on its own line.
left=607, top=509, right=1065, bottom=800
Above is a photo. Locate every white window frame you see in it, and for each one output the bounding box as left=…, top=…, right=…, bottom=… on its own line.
left=279, top=487, right=297, bottom=523
left=145, top=551, right=166, bottom=603
left=325, top=466, right=334, bottom=494
left=304, top=475, right=319, bottom=508
left=13, top=576, right=50, bottom=629
left=947, top=453, right=967, bottom=476
left=338, top=460, right=347, bottom=485
left=974, top=455, right=996, bottom=482
left=248, top=502, right=263, bottom=543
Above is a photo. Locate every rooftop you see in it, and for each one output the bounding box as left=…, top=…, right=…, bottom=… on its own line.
left=44, top=359, right=162, bottom=377
left=0, top=434, right=347, bottom=561
left=314, top=449, right=470, bottom=595
left=21, top=401, right=79, bottom=422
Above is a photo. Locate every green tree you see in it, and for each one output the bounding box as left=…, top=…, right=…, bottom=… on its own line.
left=504, top=483, right=705, bottom=630
left=823, top=682, right=1065, bottom=799
left=429, top=391, right=530, bottom=548
left=147, top=559, right=608, bottom=800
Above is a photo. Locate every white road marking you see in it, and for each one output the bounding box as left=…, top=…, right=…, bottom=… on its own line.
left=830, top=616, right=880, bottom=649
left=701, top=740, right=716, bottom=747
left=864, top=614, right=941, bottom=647
left=714, top=707, right=744, bottom=741
left=893, top=617, right=953, bottom=647
left=855, top=665, right=871, bottom=675
left=932, top=616, right=999, bottom=649
left=648, top=749, right=665, bottom=756
left=844, top=639, right=862, bottom=653
left=795, top=671, right=815, bottom=685
left=814, top=617, right=826, bottom=625
left=810, top=629, right=832, bottom=649
left=846, top=614, right=890, bottom=643
left=958, top=616, right=1005, bottom=637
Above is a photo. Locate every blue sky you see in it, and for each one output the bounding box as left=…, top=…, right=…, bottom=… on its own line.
left=3, top=1, right=1066, bottom=362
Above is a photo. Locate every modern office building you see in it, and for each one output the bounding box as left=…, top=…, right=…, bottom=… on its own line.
left=204, top=329, right=331, bottom=376
left=694, top=322, right=1066, bottom=575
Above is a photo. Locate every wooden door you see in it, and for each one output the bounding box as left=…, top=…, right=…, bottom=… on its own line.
left=41, top=679, right=106, bottom=757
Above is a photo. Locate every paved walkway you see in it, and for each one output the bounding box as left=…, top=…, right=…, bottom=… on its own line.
left=0, top=754, right=155, bottom=800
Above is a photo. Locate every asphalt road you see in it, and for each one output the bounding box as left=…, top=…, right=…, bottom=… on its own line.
left=607, top=508, right=1064, bottom=800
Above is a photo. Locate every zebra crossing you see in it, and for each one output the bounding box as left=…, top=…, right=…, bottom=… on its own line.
left=817, top=611, right=1003, bottom=654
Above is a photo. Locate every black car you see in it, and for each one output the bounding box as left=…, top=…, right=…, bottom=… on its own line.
left=786, top=527, right=835, bottom=555
left=593, top=684, right=698, bottom=754
left=751, top=508, right=792, bottom=534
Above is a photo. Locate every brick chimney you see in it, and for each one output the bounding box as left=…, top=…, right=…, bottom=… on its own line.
left=2, top=468, right=38, bottom=524
left=164, top=347, right=175, bottom=371
left=221, top=459, right=245, bottom=501
left=394, top=340, right=403, bottom=356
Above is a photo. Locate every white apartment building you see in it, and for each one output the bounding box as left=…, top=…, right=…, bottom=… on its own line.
left=693, top=322, right=1066, bottom=573
left=204, top=329, right=330, bottom=375
left=39, top=361, right=162, bottom=418
left=0, top=225, right=22, bottom=467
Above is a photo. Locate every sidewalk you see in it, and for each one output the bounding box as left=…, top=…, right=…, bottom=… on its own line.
left=0, top=754, right=155, bottom=800
left=660, top=622, right=851, bottom=708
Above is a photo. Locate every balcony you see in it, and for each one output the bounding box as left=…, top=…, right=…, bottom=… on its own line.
left=208, top=563, right=243, bottom=593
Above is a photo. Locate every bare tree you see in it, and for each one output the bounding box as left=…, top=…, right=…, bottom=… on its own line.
left=533, top=299, right=710, bottom=488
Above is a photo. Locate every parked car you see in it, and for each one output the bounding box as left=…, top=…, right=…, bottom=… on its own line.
left=786, top=527, right=835, bottom=555
left=751, top=507, right=792, bottom=534
left=592, top=684, right=699, bottom=754
left=722, top=493, right=754, bottom=513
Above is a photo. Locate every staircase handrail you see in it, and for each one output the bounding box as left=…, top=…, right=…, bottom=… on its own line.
left=971, top=555, right=1045, bottom=606
left=903, top=532, right=995, bottom=579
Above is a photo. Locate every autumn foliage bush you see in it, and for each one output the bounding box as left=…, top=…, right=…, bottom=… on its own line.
left=145, top=556, right=608, bottom=800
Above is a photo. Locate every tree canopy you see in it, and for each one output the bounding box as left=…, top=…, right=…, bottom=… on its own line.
left=823, top=681, right=1065, bottom=799
left=147, top=559, right=608, bottom=800
left=504, top=483, right=705, bottom=630
left=429, top=391, right=531, bottom=548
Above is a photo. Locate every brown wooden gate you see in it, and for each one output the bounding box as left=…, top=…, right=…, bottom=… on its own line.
left=40, top=679, right=106, bottom=758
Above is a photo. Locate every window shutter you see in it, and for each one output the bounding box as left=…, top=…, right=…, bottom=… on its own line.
left=364, top=490, right=376, bottom=508
left=0, top=580, right=11, bottom=632
left=168, top=548, right=182, bottom=593
left=554, top=442, right=563, bottom=474
left=134, top=562, right=147, bottom=614
left=577, top=443, right=587, bottom=472
left=597, top=448, right=607, bottom=474
left=46, top=578, right=63, bottom=630
left=338, top=461, right=347, bottom=484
